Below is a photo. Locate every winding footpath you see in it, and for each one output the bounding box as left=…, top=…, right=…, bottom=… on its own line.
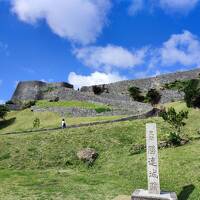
left=1, top=109, right=157, bottom=136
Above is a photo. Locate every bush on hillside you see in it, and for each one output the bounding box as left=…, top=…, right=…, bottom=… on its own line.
left=128, top=86, right=145, bottom=102
left=146, top=89, right=161, bottom=105
left=22, top=100, right=36, bottom=109
left=0, top=105, right=9, bottom=119
left=95, top=107, right=111, bottom=113
left=92, top=85, right=104, bottom=95
left=164, top=80, right=189, bottom=91
left=49, top=97, right=59, bottom=102
left=184, top=79, right=200, bottom=108
left=33, top=117, right=40, bottom=129
left=5, top=100, right=14, bottom=105
left=160, top=107, right=188, bottom=146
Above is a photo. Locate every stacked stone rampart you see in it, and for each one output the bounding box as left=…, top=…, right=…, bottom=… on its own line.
left=81, top=68, right=200, bottom=94
left=10, top=68, right=200, bottom=116
left=11, top=81, right=73, bottom=101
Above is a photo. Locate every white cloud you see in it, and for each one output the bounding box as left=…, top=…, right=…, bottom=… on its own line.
left=0, top=100, right=5, bottom=104
left=128, top=0, right=200, bottom=15
left=74, top=45, right=147, bottom=71
left=68, top=71, right=126, bottom=89
left=159, top=0, right=199, bottom=13
left=11, top=0, right=111, bottom=45
left=160, top=30, right=200, bottom=67
left=128, top=0, right=144, bottom=15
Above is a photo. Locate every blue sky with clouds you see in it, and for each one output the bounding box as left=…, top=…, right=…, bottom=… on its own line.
left=1, top=0, right=200, bottom=102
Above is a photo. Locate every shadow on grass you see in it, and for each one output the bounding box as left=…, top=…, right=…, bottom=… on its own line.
left=0, top=118, right=16, bottom=130
left=178, top=184, right=195, bottom=200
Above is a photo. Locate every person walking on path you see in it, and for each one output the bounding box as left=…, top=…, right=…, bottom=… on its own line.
left=61, top=119, right=67, bottom=129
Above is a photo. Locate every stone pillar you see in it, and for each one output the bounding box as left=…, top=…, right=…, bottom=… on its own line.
left=131, top=123, right=177, bottom=200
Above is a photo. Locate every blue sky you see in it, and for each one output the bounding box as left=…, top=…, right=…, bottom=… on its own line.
left=1, top=0, right=200, bottom=102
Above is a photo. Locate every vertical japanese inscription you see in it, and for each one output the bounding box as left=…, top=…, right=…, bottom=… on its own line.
left=146, top=123, right=160, bottom=195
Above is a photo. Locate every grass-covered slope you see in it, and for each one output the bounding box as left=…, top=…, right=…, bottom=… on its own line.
left=0, top=109, right=126, bottom=134
left=0, top=102, right=200, bottom=199
left=36, top=100, right=111, bottom=110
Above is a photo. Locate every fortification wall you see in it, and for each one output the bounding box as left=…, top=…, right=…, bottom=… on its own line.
left=10, top=69, right=200, bottom=111
left=81, top=68, right=200, bottom=94
left=11, top=81, right=73, bottom=101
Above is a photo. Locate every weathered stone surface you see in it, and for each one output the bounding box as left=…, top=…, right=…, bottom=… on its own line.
left=146, top=124, right=160, bottom=194
left=31, top=102, right=153, bottom=117
left=77, top=148, right=98, bottom=164
left=10, top=69, right=200, bottom=116
left=160, top=90, right=184, bottom=104
left=81, top=68, right=200, bottom=94
left=11, top=81, right=73, bottom=101
left=132, top=189, right=177, bottom=200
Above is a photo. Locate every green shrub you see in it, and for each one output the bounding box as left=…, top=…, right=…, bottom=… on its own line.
left=167, top=132, right=182, bottom=146
left=0, top=105, right=9, bottom=119
left=33, top=117, right=40, bottom=129
left=146, top=89, right=161, bottom=105
left=92, top=85, right=104, bottom=95
left=22, top=100, right=36, bottom=109
left=95, top=107, right=111, bottom=113
left=160, top=107, right=188, bottom=146
left=5, top=100, right=14, bottom=105
left=128, top=86, right=145, bottom=102
left=184, top=79, right=200, bottom=108
left=49, top=97, right=59, bottom=102
left=164, top=80, right=189, bottom=91
left=0, top=153, right=11, bottom=161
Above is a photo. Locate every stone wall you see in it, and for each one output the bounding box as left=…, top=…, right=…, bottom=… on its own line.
left=11, top=81, right=73, bottom=101
left=31, top=102, right=153, bottom=117
left=10, top=69, right=200, bottom=116
left=81, top=68, right=200, bottom=94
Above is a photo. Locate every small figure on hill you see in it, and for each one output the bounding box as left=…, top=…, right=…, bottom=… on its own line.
left=61, top=118, right=67, bottom=129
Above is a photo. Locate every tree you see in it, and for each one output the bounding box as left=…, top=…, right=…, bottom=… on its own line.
left=92, top=85, right=104, bottom=95
left=146, top=89, right=161, bottom=105
left=33, top=117, right=40, bottom=129
left=184, top=79, right=200, bottom=108
left=0, top=105, right=9, bottom=119
left=160, top=107, right=188, bottom=145
left=128, top=86, right=144, bottom=102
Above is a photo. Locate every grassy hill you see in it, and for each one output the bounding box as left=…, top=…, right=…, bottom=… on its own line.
left=36, top=100, right=111, bottom=111
left=0, top=109, right=126, bottom=134
left=0, top=102, right=200, bottom=199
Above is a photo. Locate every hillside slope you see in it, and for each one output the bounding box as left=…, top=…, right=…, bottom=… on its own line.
left=0, top=102, right=200, bottom=199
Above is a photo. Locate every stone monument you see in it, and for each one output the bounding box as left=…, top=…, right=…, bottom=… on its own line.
left=132, top=123, right=177, bottom=200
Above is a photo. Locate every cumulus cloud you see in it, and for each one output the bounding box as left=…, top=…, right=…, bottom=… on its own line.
left=159, top=31, right=200, bottom=67
left=128, top=0, right=144, bottom=15
left=74, top=31, right=200, bottom=78
left=11, top=0, right=111, bottom=45
left=159, top=0, right=199, bottom=13
left=74, top=45, right=147, bottom=71
left=68, top=71, right=126, bottom=89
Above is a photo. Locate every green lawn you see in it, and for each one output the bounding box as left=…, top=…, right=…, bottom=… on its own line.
left=0, top=109, right=127, bottom=134
left=36, top=100, right=111, bottom=111
left=0, top=101, right=200, bottom=199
